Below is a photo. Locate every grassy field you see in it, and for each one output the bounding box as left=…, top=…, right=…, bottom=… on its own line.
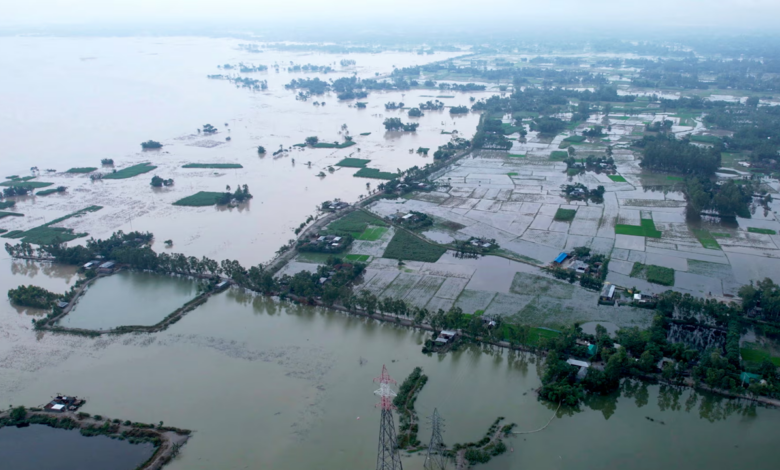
left=66, top=167, right=97, bottom=173
left=359, top=132, right=371, bottom=136
left=740, top=346, right=780, bottom=366
left=0, top=181, right=53, bottom=189
left=508, top=153, right=526, bottom=158
left=608, top=175, right=627, bottom=182
left=354, top=168, right=399, bottom=180
left=356, top=226, right=388, bottom=241
left=312, top=141, right=356, bottom=149
left=327, top=211, right=387, bottom=236
left=691, top=229, right=721, bottom=250
left=666, top=176, right=684, bottom=181
left=554, top=208, right=576, bottom=222
left=1, top=206, right=102, bottom=244
left=0, top=211, right=24, bottom=219
left=383, top=229, right=446, bottom=263
left=563, top=135, right=586, bottom=143
left=344, top=254, right=371, bottom=262
left=748, top=227, right=777, bottom=235
left=712, top=232, right=732, bottom=238
left=336, top=158, right=371, bottom=168
left=182, top=163, right=243, bottom=169
left=103, top=163, right=157, bottom=179
left=615, top=217, right=662, bottom=238
left=550, top=151, right=569, bottom=160
left=507, top=172, right=519, bottom=177
left=631, top=263, right=675, bottom=286
left=173, top=191, right=225, bottom=207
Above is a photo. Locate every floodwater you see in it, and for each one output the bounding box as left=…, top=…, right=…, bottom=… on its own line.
left=2, top=261, right=780, bottom=469
left=0, top=37, right=484, bottom=266
left=0, top=424, right=154, bottom=470
left=61, top=271, right=198, bottom=330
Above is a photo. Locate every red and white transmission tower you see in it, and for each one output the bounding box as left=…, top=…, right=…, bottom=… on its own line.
left=374, top=365, right=403, bottom=470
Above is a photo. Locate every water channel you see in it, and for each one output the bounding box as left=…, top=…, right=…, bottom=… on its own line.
left=2, top=265, right=779, bottom=469
left=0, top=424, right=155, bottom=470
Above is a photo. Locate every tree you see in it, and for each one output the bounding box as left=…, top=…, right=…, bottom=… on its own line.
left=305, top=136, right=319, bottom=145
left=257, top=146, right=266, bottom=154
left=408, top=108, right=423, bottom=117
left=10, top=406, right=26, bottom=422
left=141, top=140, right=163, bottom=150
left=151, top=175, right=164, bottom=187
left=203, top=124, right=218, bottom=134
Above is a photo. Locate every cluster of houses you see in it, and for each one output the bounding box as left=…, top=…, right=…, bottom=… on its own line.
left=83, top=260, right=116, bottom=274
left=551, top=251, right=603, bottom=276
left=43, top=395, right=85, bottom=413
left=321, top=200, right=350, bottom=212
left=298, top=233, right=350, bottom=253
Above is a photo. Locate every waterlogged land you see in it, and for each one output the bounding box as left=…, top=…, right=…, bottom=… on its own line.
left=3, top=36, right=780, bottom=470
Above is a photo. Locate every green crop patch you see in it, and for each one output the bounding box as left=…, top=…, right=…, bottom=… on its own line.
left=103, top=163, right=157, bottom=179
left=173, top=191, right=225, bottom=207
left=631, top=262, right=675, bottom=286
left=507, top=172, right=519, bottom=177
left=354, top=168, right=399, bottom=180
left=550, top=151, right=569, bottom=160
left=359, top=132, right=371, bottom=136
left=357, top=226, right=388, bottom=241
left=508, top=153, right=525, bottom=158
left=336, top=158, right=371, bottom=168
left=0, top=211, right=24, bottom=219
left=182, top=163, right=243, bottom=169
left=0, top=201, right=15, bottom=210
left=36, top=189, right=62, bottom=196
left=327, top=211, right=387, bottom=236
left=1, top=206, right=102, bottom=244
left=312, top=141, right=356, bottom=149
left=711, top=232, right=731, bottom=238
left=748, top=227, right=777, bottom=235
left=615, top=217, right=662, bottom=238
left=66, top=167, right=97, bottom=173
left=0, top=181, right=53, bottom=189
left=344, top=254, right=370, bottom=262
left=740, top=346, right=780, bottom=366
left=554, top=208, right=576, bottom=222
left=692, top=229, right=721, bottom=250
left=563, top=135, right=586, bottom=143
left=608, top=175, right=627, bottom=182
left=383, top=229, right=446, bottom=263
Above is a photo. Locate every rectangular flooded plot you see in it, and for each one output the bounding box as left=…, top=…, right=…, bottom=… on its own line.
left=403, top=275, right=446, bottom=307
left=361, top=270, right=399, bottom=295
left=380, top=272, right=422, bottom=299
left=434, top=277, right=470, bottom=299
left=454, top=290, right=496, bottom=314
left=510, top=272, right=575, bottom=299
left=484, top=293, right=535, bottom=317
left=60, top=271, right=198, bottom=330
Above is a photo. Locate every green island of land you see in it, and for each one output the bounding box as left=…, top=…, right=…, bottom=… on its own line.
left=103, top=163, right=157, bottom=180
left=182, top=163, right=243, bottom=169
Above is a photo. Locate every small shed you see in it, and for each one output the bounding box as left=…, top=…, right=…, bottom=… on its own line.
left=553, top=252, right=568, bottom=265
left=600, top=284, right=616, bottom=302
left=216, top=281, right=229, bottom=289
left=83, top=262, right=95, bottom=269
left=740, top=372, right=761, bottom=386
left=57, top=300, right=69, bottom=309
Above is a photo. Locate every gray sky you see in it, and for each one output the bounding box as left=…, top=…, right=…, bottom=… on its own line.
left=5, top=0, right=780, bottom=30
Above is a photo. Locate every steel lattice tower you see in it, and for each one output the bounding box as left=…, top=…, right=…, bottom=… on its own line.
left=424, top=408, right=448, bottom=470
left=374, top=365, right=403, bottom=470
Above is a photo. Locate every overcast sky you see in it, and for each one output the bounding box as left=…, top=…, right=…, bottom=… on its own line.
left=4, top=0, right=780, bottom=31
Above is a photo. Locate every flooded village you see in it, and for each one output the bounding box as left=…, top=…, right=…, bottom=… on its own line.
left=2, top=28, right=780, bottom=470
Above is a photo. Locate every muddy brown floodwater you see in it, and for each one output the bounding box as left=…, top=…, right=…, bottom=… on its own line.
left=2, top=37, right=780, bottom=470
left=0, top=37, right=484, bottom=265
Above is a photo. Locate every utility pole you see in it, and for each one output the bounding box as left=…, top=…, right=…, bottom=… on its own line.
left=424, top=408, right=448, bottom=470
left=374, top=365, right=403, bottom=470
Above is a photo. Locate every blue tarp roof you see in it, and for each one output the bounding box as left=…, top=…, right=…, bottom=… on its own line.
left=554, top=252, right=568, bottom=263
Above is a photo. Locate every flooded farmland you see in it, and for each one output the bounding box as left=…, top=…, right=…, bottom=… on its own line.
left=3, top=33, right=780, bottom=470
left=2, top=274, right=780, bottom=469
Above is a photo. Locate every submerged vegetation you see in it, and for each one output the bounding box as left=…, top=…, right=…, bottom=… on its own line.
left=104, top=163, right=157, bottom=180
left=1, top=206, right=102, bottom=244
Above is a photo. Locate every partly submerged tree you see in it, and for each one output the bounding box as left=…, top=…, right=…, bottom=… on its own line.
left=257, top=146, right=266, bottom=154
left=141, top=140, right=163, bottom=150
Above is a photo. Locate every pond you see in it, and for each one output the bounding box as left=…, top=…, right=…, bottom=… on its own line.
left=59, top=270, right=198, bottom=330
left=0, top=424, right=154, bottom=470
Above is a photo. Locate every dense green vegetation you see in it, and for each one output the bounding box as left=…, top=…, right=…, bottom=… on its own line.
left=472, top=118, right=512, bottom=150
left=7, top=285, right=61, bottom=309
left=607, top=175, right=627, bottom=182
left=383, top=229, right=446, bottom=262
left=615, top=218, right=662, bottom=238
left=36, top=186, right=67, bottom=196
left=631, top=262, right=675, bottom=286
left=383, top=118, right=419, bottom=132
left=183, top=163, right=243, bottom=169
left=1, top=206, right=102, bottom=244
left=151, top=176, right=174, bottom=187
left=691, top=229, right=721, bottom=250
left=172, top=192, right=224, bottom=207
left=336, top=158, right=370, bottom=168
left=103, top=163, right=157, bottom=179
left=354, top=168, right=399, bottom=180
left=66, top=167, right=97, bottom=173
left=141, top=140, right=163, bottom=149
left=326, top=210, right=387, bottom=236
left=313, top=140, right=356, bottom=149
left=748, top=227, right=777, bottom=235
left=1, top=181, right=53, bottom=190
left=394, top=367, right=428, bottom=448
left=0, top=201, right=15, bottom=210
left=635, top=135, right=721, bottom=175
left=684, top=177, right=753, bottom=218
left=0, top=211, right=24, bottom=219
left=554, top=208, right=576, bottom=221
